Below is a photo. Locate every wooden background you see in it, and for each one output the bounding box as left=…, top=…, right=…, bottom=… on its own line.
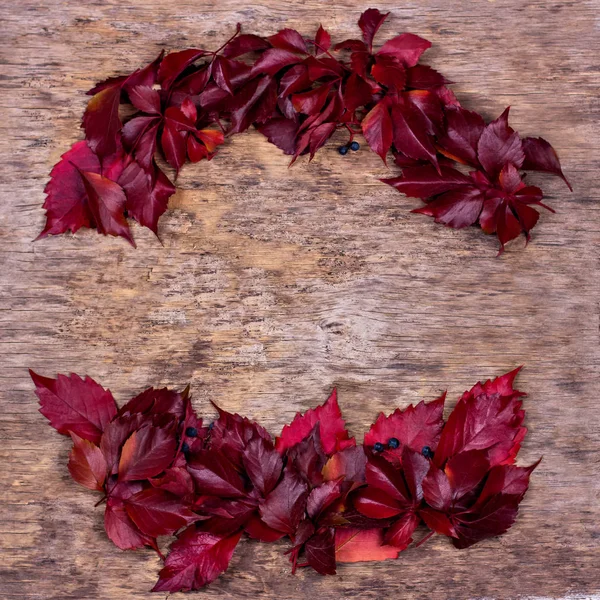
left=1, top=0, right=599, bottom=598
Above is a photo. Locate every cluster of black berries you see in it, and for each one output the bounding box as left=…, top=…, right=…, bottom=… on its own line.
left=372, top=438, right=435, bottom=459
left=338, top=141, right=360, bottom=155
left=181, top=426, right=199, bottom=454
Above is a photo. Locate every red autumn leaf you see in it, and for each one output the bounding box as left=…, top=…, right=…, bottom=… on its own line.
left=187, top=449, right=246, bottom=498
left=391, top=103, right=440, bottom=171
left=241, top=436, right=283, bottom=496
left=244, top=514, right=286, bottom=542
left=361, top=101, right=393, bottom=163
left=434, top=367, right=526, bottom=467
left=67, top=432, right=107, bottom=491
left=118, top=423, right=177, bottom=481
left=421, top=463, right=452, bottom=511
left=364, top=393, right=445, bottom=461
left=275, top=389, right=355, bottom=456
left=105, top=498, right=159, bottom=552
left=305, top=528, right=337, bottom=575
left=268, top=29, right=308, bottom=54
left=384, top=511, right=419, bottom=549
left=158, top=49, right=208, bottom=90
left=477, top=107, right=524, bottom=178
left=251, top=48, right=303, bottom=76
left=371, top=55, right=407, bottom=90
left=377, top=33, right=432, bottom=68
left=82, top=84, right=122, bottom=159
left=322, top=446, right=367, bottom=483
left=306, top=479, right=343, bottom=520
left=444, top=449, right=491, bottom=500
left=150, top=466, right=195, bottom=497
left=32, top=370, right=117, bottom=444
left=153, top=527, right=242, bottom=592
left=314, top=25, right=332, bottom=54
left=382, top=165, right=472, bottom=198
left=259, top=466, right=308, bottom=534
left=335, top=527, right=402, bottom=563
left=291, top=84, right=331, bottom=115
left=522, top=136, right=572, bottom=190
left=358, top=8, right=389, bottom=51
left=221, top=34, right=271, bottom=59
left=128, top=85, right=161, bottom=114
left=436, top=106, right=485, bottom=165
left=100, top=413, right=145, bottom=474
left=406, top=64, right=449, bottom=90
left=75, top=169, right=134, bottom=245
left=343, top=72, right=373, bottom=112
left=124, top=488, right=197, bottom=537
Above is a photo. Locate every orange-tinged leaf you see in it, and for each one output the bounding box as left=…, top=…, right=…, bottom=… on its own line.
left=335, top=527, right=403, bottom=562
left=67, top=432, right=107, bottom=491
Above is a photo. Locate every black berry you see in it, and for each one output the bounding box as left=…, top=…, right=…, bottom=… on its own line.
left=181, top=442, right=190, bottom=454
left=373, top=442, right=385, bottom=452
left=388, top=437, right=400, bottom=449
left=350, top=141, right=360, bottom=151
left=185, top=426, right=198, bottom=438
left=208, top=422, right=214, bottom=430
left=338, top=145, right=349, bottom=155
left=422, top=446, right=434, bottom=459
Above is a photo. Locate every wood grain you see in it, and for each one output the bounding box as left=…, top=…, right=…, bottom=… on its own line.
left=1, top=0, right=599, bottom=598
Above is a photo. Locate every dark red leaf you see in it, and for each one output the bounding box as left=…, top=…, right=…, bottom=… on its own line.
left=384, top=511, right=419, bottom=549
left=377, top=33, right=432, bottom=68
left=364, top=394, right=445, bottom=461
left=406, top=65, right=449, bottom=90
left=32, top=370, right=117, bottom=444
left=305, top=528, right=336, bottom=575
left=67, top=432, right=107, bottom=491
left=268, top=28, right=308, bottom=54
left=259, top=466, right=308, bottom=534
left=353, top=487, right=405, bottom=519
left=153, top=526, right=242, bottom=592
left=118, top=161, right=176, bottom=234
left=257, top=117, right=299, bottom=154
left=437, top=106, right=485, bottom=166
left=421, top=464, right=452, bottom=511
left=128, top=85, right=161, bottom=114
left=477, top=107, right=524, bottom=178
left=244, top=514, right=286, bottom=542
left=361, top=101, right=393, bottom=163
left=118, top=423, right=177, bottom=481
left=82, top=84, right=122, bottom=158
left=222, top=34, right=271, bottom=59
left=307, top=479, right=343, bottom=520
left=125, top=488, right=197, bottom=537
left=251, top=48, right=303, bottom=76
left=242, top=436, right=283, bottom=496
left=522, top=136, right=572, bottom=190
left=150, top=466, right=195, bottom=496
left=391, top=103, right=439, bottom=171
left=343, top=73, right=373, bottom=112
left=314, top=25, right=332, bottom=54
left=158, top=49, right=209, bottom=90
left=382, top=165, right=472, bottom=198
left=445, top=449, right=490, bottom=499
left=358, top=8, right=389, bottom=51
left=413, top=187, right=484, bottom=229
left=188, top=449, right=246, bottom=497
left=275, top=389, right=355, bottom=456
left=434, top=367, right=526, bottom=468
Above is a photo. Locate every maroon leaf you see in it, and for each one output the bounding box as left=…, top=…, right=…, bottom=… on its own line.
left=188, top=449, right=246, bottom=497
left=124, top=488, right=197, bottom=537
left=413, top=187, right=485, bottom=229
left=128, top=85, right=161, bottom=114
left=522, top=136, right=572, bottom=190
left=378, top=33, right=432, bottom=68
left=275, top=389, right=355, bottom=456
left=434, top=368, right=526, bottom=468
left=437, top=106, right=485, bottom=166
left=118, top=161, right=176, bottom=234
left=361, top=101, right=393, bottom=163
left=406, top=65, right=449, bottom=90
left=82, top=84, right=122, bottom=158
left=364, top=394, right=445, bottom=461
left=67, top=432, right=107, bottom=491
left=477, top=107, right=525, bottom=178
left=307, top=479, right=343, bottom=520
left=241, top=436, right=283, bottom=496
left=118, top=423, right=177, bottom=481
left=222, top=34, right=271, bottom=59
left=391, top=103, right=439, bottom=171
left=32, top=370, right=117, bottom=444
left=259, top=466, right=308, bottom=534
left=305, top=528, right=336, bottom=575
left=314, top=25, right=332, bottom=54
left=358, top=8, right=389, bottom=51
left=268, top=29, right=308, bottom=54
left=382, top=165, right=472, bottom=198
left=343, top=73, right=373, bottom=112
left=158, top=49, right=209, bottom=90
left=384, top=511, right=419, bottom=549
left=153, top=526, right=242, bottom=592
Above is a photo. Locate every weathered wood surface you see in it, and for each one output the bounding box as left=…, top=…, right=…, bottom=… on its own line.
left=1, top=0, right=599, bottom=598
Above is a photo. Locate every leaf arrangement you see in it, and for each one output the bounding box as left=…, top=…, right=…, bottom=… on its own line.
left=38, top=9, right=570, bottom=253
left=31, top=367, right=538, bottom=592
